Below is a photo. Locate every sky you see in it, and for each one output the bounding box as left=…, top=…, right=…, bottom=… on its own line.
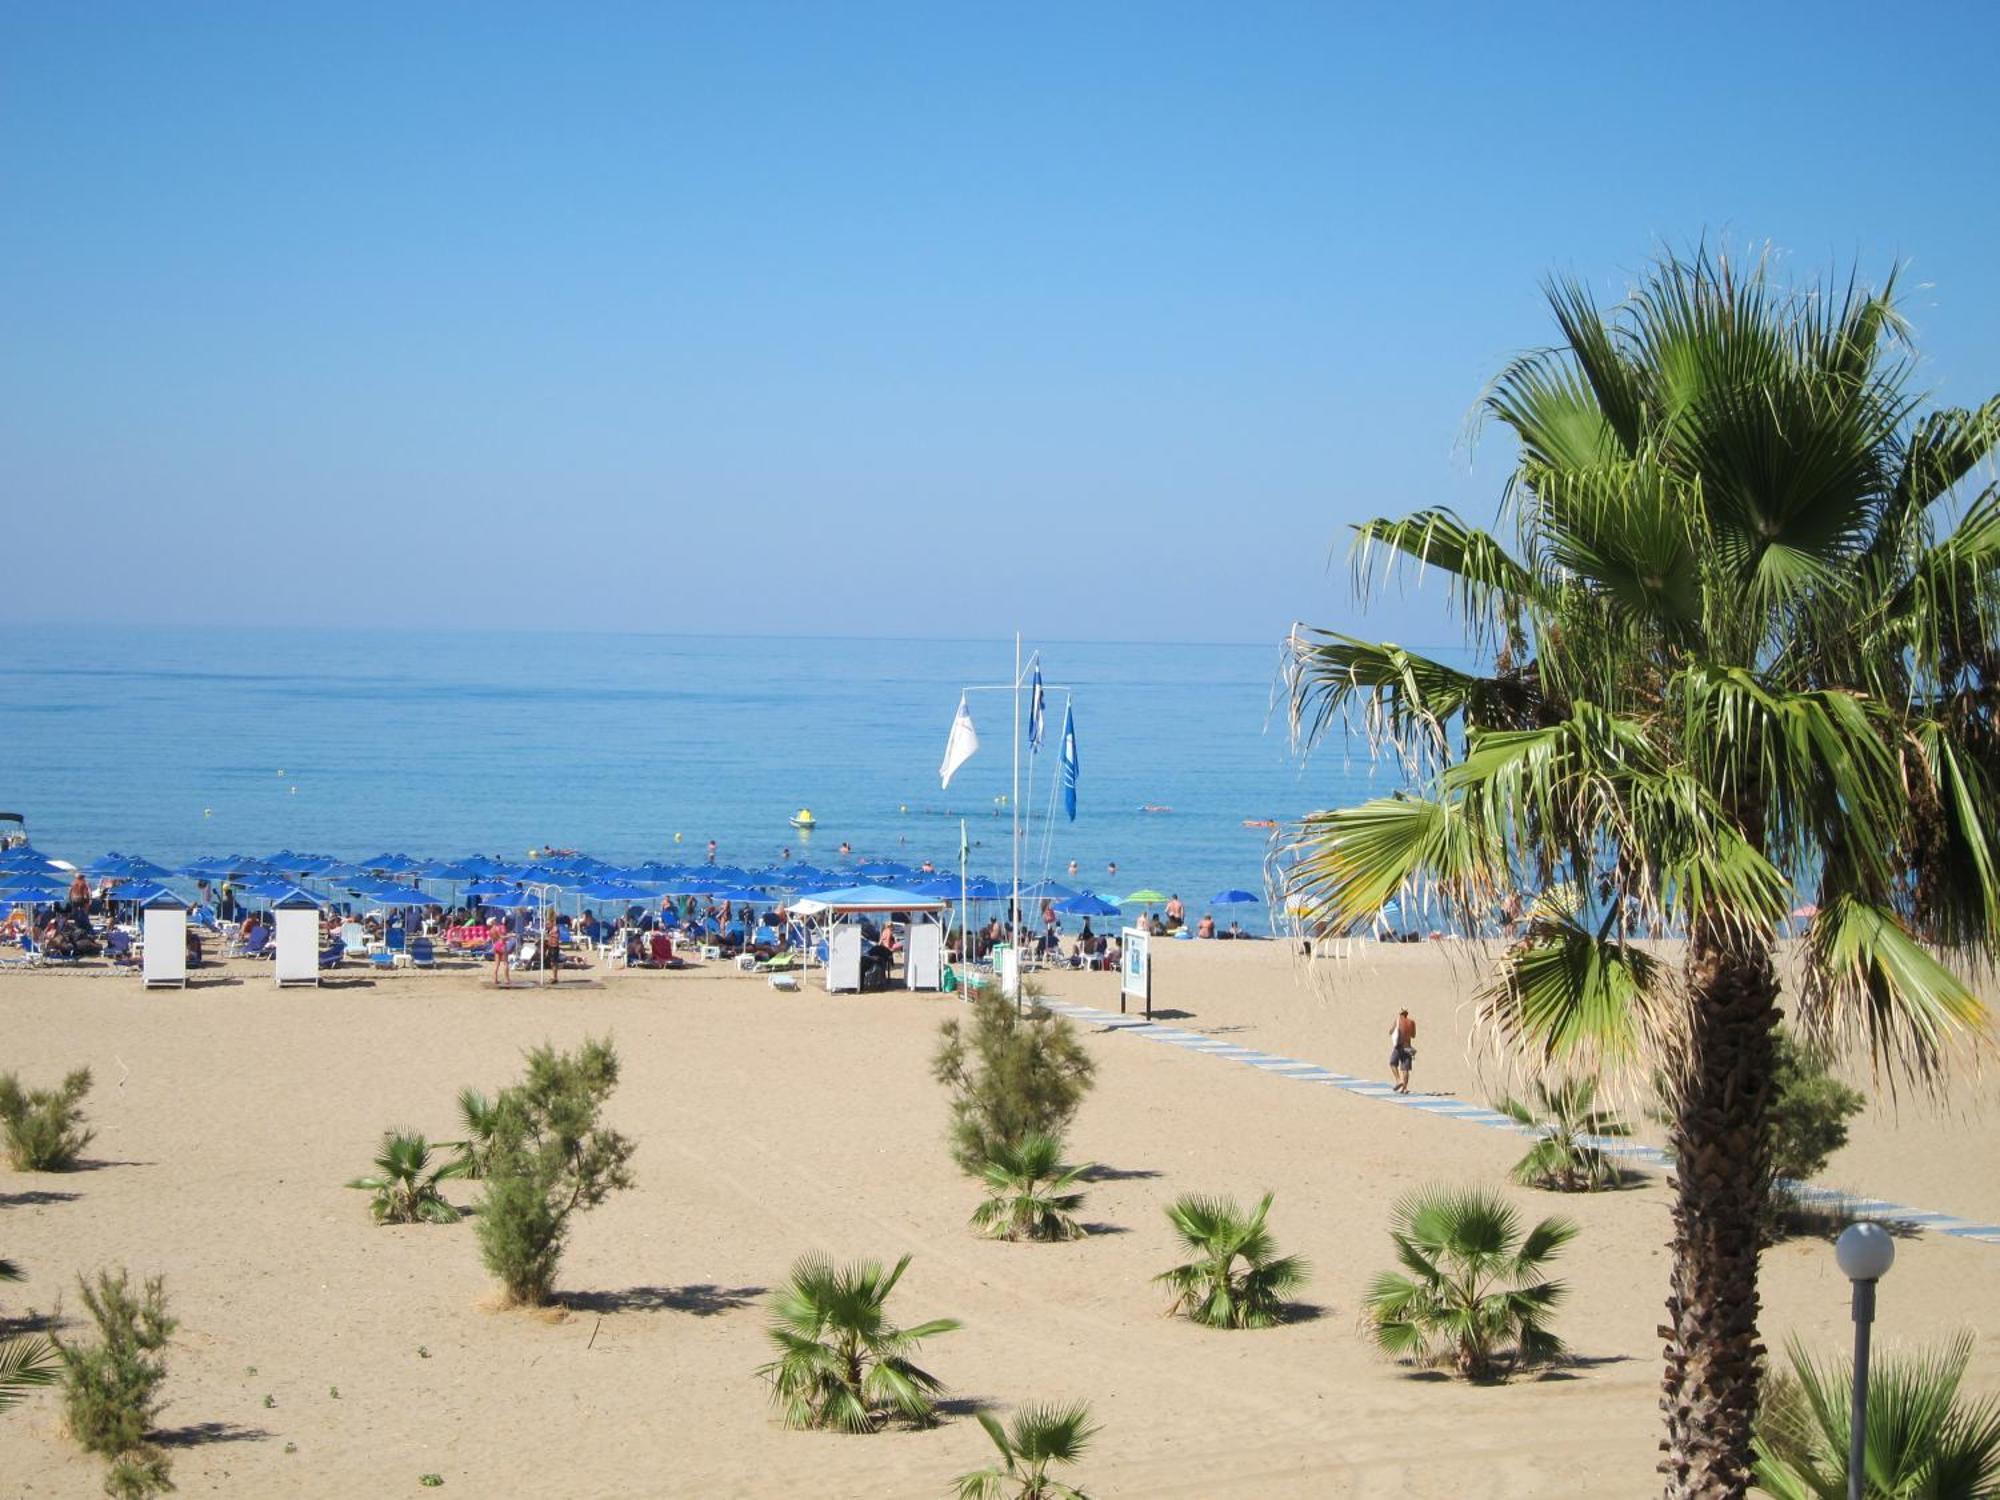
left=4, top=1, right=1998, bottom=648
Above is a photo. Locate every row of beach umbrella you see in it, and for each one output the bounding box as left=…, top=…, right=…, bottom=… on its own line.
left=2, top=840, right=1266, bottom=919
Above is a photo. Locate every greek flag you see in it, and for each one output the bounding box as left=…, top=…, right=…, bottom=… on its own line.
left=1028, top=663, right=1045, bottom=753
left=1059, top=702, right=1079, bottom=821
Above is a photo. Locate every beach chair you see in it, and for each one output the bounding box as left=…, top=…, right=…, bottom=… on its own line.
left=0, top=934, right=45, bottom=969
left=409, top=937, right=437, bottom=969
left=385, top=926, right=408, bottom=957
left=233, top=927, right=272, bottom=960
left=340, top=922, right=371, bottom=955
left=368, top=947, right=397, bottom=972
left=647, top=932, right=676, bottom=968
left=318, top=940, right=346, bottom=968
left=106, top=929, right=140, bottom=970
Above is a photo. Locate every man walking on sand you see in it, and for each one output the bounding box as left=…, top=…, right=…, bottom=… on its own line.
left=1389, top=1008, right=1417, bottom=1093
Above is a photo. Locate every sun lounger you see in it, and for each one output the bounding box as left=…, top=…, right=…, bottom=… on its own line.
left=225, top=927, right=272, bottom=960
left=106, top=930, right=140, bottom=969
left=318, top=941, right=346, bottom=967
left=0, top=935, right=44, bottom=969
left=409, top=937, right=436, bottom=968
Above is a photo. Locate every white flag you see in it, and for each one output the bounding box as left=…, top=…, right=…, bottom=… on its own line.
left=940, top=695, right=980, bottom=789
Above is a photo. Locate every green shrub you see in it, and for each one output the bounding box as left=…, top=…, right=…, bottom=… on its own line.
left=1, top=1334, right=59, bottom=1415
left=55, top=1268, right=176, bottom=1498
left=1363, top=1187, right=1574, bottom=1380
left=969, top=1133, right=1090, bottom=1243
left=1754, top=1331, right=2000, bottom=1497
left=0, top=1068, right=95, bottom=1171
left=1494, top=1075, right=1632, bottom=1192
left=955, top=1400, right=1099, bottom=1499
left=1154, top=1192, right=1308, bottom=1329
left=933, top=993, right=1094, bottom=1174
left=475, top=1037, right=635, bottom=1306
left=1, top=1255, right=60, bottom=1415
left=448, top=1088, right=501, bottom=1180
left=1766, top=1032, right=1865, bottom=1186
left=346, top=1132, right=467, bottom=1224
left=757, top=1253, right=959, bottom=1431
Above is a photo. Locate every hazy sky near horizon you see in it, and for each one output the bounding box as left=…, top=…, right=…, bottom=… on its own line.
left=5, top=2, right=1998, bottom=648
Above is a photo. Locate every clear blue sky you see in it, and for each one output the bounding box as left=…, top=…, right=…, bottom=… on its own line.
left=5, top=2, right=1997, bottom=647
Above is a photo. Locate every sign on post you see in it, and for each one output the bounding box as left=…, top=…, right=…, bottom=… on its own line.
left=1120, top=926, right=1150, bottom=1019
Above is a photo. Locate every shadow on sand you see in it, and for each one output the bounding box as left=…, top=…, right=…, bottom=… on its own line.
left=553, top=1283, right=768, bottom=1317
left=0, top=1188, right=82, bottom=1207
left=155, top=1422, right=274, bottom=1448
left=1077, top=1164, right=1162, bottom=1183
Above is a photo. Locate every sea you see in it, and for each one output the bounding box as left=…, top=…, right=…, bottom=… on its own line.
left=0, top=626, right=1413, bottom=920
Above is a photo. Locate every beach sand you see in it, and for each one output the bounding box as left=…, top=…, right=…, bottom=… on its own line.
left=2, top=941, right=1995, bottom=1498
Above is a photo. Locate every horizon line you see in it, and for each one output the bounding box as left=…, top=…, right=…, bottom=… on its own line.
left=0, top=619, right=1471, bottom=654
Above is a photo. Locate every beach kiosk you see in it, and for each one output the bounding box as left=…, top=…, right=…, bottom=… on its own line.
left=827, top=923, right=864, bottom=992
left=272, top=887, right=323, bottom=987
left=140, top=888, right=189, bottom=989
left=790, top=885, right=950, bottom=994
left=905, top=917, right=943, bottom=991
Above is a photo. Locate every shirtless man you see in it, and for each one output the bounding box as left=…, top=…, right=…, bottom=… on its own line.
left=1390, top=1009, right=1418, bottom=1093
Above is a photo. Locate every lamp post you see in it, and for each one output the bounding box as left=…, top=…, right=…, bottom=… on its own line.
left=1834, top=1221, right=1896, bottom=1500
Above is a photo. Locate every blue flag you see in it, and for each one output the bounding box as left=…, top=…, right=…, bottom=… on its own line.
left=1059, top=702, right=1079, bottom=821
left=1028, top=663, right=1046, bottom=753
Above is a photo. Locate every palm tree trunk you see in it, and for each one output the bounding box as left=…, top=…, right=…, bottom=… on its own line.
left=1659, top=929, right=1778, bottom=1498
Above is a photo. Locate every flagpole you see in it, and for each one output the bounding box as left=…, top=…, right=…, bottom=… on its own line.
left=1011, top=631, right=1022, bottom=1012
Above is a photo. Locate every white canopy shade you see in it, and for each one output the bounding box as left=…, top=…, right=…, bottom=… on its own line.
left=791, top=884, right=948, bottom=917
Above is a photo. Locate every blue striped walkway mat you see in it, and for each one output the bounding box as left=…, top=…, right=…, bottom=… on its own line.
left=1037, top=999, right=2000, bottom=1248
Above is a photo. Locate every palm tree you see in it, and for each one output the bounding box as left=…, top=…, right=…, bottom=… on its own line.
left=1494, top=1070, right=1633, bottom=1191
left=956, top=1400, right=1100, bottom=1500
left=346, top=1131, right=467, bottom=1224
left=1154, top=1192, right=1307, bottom=1329
left=969, top=1134, right=1091, bottom=1242
left=0, top=1335, right=59, bottom=1415
left=0, top=1257, right=58, bottom=1417
left=757, top=1253, right=960, bottom=1432
left=1284, top=249, right=2000, bottom=1492
left=1753, top=1332, right=2000, bottom=1498
left=1363, top=1186, right=1576, bottom=1380
left=449, top=1087, right=501, bottom=1179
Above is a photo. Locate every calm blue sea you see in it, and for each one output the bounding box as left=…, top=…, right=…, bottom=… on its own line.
left=0, top=626, right=1409, bottom=916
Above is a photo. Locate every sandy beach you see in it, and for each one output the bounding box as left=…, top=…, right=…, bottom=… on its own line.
left=3, top=941, right=1996, bottom=1498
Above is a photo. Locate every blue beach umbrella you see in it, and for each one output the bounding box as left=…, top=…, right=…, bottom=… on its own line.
left=481, top=890, right=543, bottom=911
left=363, top=884, right=444, bottom=908
left=0, top=881, right=70, bottom=905
left=1056, top=893, right=1121, bottom=917
left=572, top=880, right=648, bottom=901
left=87, top=854, right=174, bottom=881
left=1212, top=890, right=1261, bottom=905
